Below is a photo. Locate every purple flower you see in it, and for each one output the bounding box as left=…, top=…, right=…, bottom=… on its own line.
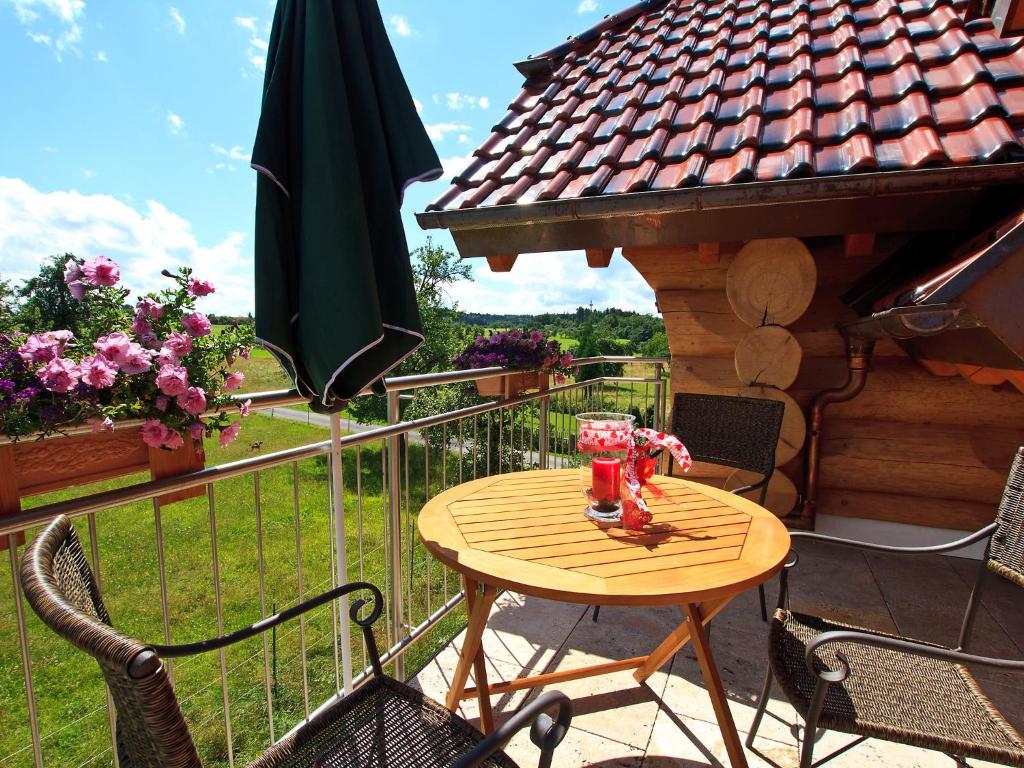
left=187, top=421, right=205, bottom=440
left=82, top=255, right=120, bottom=287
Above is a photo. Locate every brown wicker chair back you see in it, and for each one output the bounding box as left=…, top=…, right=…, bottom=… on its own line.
left=20, top=516, right=202, bottom=768
left=669, top=393, right=785, bottom=479
left=989, top=447, right=1024, bottom=588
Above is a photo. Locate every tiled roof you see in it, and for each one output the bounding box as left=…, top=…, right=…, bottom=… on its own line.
left=427, top=0, right=1024, bottom=213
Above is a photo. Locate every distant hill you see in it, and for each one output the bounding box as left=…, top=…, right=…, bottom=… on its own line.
left=455, top=307, right=665, bottom=349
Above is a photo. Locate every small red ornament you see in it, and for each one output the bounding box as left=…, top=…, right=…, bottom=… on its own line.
left=620, top=498, right=652, bottom=530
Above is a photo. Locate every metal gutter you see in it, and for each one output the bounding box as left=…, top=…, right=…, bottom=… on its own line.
left=416, top=162, right=1024, bottom=232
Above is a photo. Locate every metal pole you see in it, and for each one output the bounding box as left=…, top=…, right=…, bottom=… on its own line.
left=538, top=393, right=550, bottom=469
left=653, top=362, right=668, bottom=474
left=330, top=412, right=354, bottom=693
left=386, top=390, right=405, bottom=681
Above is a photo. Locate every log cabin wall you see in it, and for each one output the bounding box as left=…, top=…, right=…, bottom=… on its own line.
left=623, top=238, right=1024, bottom=532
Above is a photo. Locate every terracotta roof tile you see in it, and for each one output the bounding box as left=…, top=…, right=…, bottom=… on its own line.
left=428, top=0, right=1024, bottom=213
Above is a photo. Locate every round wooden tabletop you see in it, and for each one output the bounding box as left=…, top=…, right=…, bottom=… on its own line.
left=418, top=469, right=791, bottom=607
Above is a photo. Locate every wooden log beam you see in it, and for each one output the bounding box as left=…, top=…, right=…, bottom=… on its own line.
left=844, top=233, right=876, bottom=258
left=585, top=248, right=614, bottom=268
left=485, top=254, right=517, bottom=272
left=697, top=242, right=720, bottom=264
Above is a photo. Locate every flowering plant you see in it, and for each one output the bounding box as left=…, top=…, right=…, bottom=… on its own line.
left=0, top=255, right=255, bottom=450
left=453, top=330, right=576, bottom=383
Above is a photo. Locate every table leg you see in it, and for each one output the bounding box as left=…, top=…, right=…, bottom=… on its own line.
left=633, top=596, right=730, bottom=684
left=445, top=578, right=496, bottom=718
left=465, top=579, right=495, bottom=733
left=684, top=602, right=748, bottom=768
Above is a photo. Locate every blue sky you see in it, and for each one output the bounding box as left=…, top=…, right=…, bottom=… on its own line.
left=0, top=0, right=656, bottom=316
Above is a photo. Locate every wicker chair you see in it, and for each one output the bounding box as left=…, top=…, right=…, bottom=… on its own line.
left=746, top=448, right=1024, bottom=768
left=20, top=515, right=572, bottom=768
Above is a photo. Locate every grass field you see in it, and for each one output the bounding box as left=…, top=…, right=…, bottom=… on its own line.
left=0, top=414, right=467, bottom=768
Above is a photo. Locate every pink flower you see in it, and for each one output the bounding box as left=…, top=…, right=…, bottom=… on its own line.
left=119, top=343, right=153, bottom=375
left=79, top=355, right=118, bottom=389
left=82, top=255, right=120, bottom=287
left=156, top=364, right=189, bottom=396
left=19, top=333, right=61, bottom=364
left=187, top=277, right=215, bottom=297
left=560, top=353, right=573, bottom=368
left=239, top=398, right=252, bottom=417
left=66, top=280, right=86, bottom=300
left=37, top=357, right=81, bottom=393
left=140, top=332, right=161, bottom=350
left=161, top=430, right=184, bottom=450
left=222, top=371, right=244, bottom=392
left=156, top=348, right=179, bottom=367
left=238, top=347, right=251, bottom=360
left=162, top=332, right=193, bottom=358
left=181, top=312, right=211, bottom=337
left=530, top=330, right=543, bottom=343
left=141, top=419, right=169, bottom=449
left=187, top=421, right=205, bottom=440
left=176, top=386, right=207, bottom=416
left=155, top=395, right=170, bottom=412
left=555, top=374, right=567, bottom=385
left=131, top=313, right=153, bottom=337
left=136, top=298, right=164, bottom=319
left=219, top=421, right=241, bottom=448
left=94, top=332, right=132, bottom=363
left=88, top=416, right=114, bottom=433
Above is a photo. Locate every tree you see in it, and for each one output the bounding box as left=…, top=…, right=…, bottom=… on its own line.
left=574, top=316, right=625, bottom=382
left=0, top=278, right=18, bottom=334
left=639, top=331, right=669, bottom=358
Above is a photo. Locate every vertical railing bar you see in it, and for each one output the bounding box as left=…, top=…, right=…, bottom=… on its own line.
left=404, top=432, right=413, bottom=632
left=151, top=500, right=174, bottom=684
left=458, top=419, right=465, bottom=485
left=386, top=391, right=405, bottom=681
left=380, top=439, right=391, bottom=648
left=472, top=415, right=479, bottom=480
left=9, top=534, right=43, bottom=768
left=329, top=412, right=353, bottom=694
left=441, top=422, right=448, bottom=490
left=519, top=404, right=525, bottom=470
left=423, top=427, right=431, bottom=614
left=253, top=471, right=275, bottom=744
left=326, top=459, right=341, bottom=695
left=356, top=445, right=367, bottom=668
left=291, top=462, right=310, bottom=719
left=498, top=407, right=503, bottom=474
left=208, top=484, right=235, bottom=768
left=87, top=513, right=120, bottom=768
left=486, top=414, right=492, bottom=477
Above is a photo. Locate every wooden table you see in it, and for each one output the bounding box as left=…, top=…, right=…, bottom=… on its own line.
left=418, top=469, right=790, bottom=768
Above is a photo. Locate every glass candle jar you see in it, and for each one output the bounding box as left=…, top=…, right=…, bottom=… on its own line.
left=576, top=412, right=636, bottom=522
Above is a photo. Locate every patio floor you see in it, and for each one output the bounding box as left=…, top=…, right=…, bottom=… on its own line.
left=410, top=537, right=1023, bottom=767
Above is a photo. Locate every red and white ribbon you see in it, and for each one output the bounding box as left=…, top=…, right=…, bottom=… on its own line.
left=624, top=428, right=692, bottom=516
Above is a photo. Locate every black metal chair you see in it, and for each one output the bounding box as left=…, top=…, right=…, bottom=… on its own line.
left=20, top=515, right=572, bottom=768
left=593, top=392, right=785, bottom=623
left=747, top=448, right=1024, bottom=768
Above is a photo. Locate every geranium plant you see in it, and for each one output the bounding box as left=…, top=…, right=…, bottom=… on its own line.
left=0, top=255, right=256, bottom=450
left=453, top=329, right=576, bottom=383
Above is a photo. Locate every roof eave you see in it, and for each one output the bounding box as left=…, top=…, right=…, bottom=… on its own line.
left=416, top=163, right=1024, bottom=236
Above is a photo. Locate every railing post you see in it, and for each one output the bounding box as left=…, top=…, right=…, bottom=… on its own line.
left=329, top=412, right=353, bottom=693
left=386, top=389, right=405, bottom=681
left=654, top=362, right=669, bottom=475
left=538, top=394, right=550, bottom=469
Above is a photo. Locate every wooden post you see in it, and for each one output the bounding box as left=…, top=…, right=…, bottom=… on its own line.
left=485, top=254, right=517, bottom=272
left=0, top=445, right=25, bottom=551
left=734, top=326, right=802, bottom=389
left=726, top=238, right=816, bottom=327
left=585, top=248, right=614, bottom=268
left=844, top=233, right=875, bottom=258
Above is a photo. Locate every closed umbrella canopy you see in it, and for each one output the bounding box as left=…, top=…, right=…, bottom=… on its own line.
left=252, top=0, right=441, bottom=410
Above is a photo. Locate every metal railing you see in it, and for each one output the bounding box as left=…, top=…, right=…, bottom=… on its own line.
left=0, top=356, right=668, bottom=768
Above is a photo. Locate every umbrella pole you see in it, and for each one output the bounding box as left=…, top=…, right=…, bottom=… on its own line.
left=330, top=412, right=354, bottom=693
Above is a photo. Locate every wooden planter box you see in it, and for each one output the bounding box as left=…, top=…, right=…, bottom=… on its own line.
left=475, top=371, right=550, bottom=399
left=0, top=428, right=206, bottom=551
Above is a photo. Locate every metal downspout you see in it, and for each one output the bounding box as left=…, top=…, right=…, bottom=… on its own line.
left=793, top=338, right=876, bottom=529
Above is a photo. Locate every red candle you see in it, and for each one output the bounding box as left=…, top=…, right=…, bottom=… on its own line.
left=592, top=457, right=621, bottom=503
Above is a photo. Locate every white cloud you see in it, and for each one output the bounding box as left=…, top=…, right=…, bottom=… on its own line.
left=447, top=251, right=657, bottom=315
left=425, top=122, right=471, bottom=142
left=81, top=168, right=95, bottom=178
left=235, top=15, right=268, bottom=75
left=0, top=177, right=254, bottom=314
left=211, top=144, right=251, bottom=163
left=577, top=0, right=599, bottom=12
left=42, top=145, right=58, bottom=153
left=169, top=6, right=185, bottom=34
left=445, top=92, right=490, bottom=111
left=458, top=134, right=470, bottom=144
left=94, top=49, right=106, bottom=62
left=440, top=154, right=474, bottom=179
left=413, top=97, right=424, bottom=115
left=3, top=0, right=85, bottom=58
left=388, top=14, right=413, bottom=37
left=167, top=111, right=185, bottom=135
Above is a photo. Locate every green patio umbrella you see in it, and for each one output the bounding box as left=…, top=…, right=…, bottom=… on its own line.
left=251, top=0, right=442, bottom=411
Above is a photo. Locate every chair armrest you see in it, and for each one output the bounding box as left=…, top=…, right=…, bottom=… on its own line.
left=805, top=630, right=1024, bottom=682
left=729, top=477, right=766, bottom=497
left=452, top=691, right=572, bottom=768
left=150, top=581, right=383, bottom=658
left=790, top=523, right=997, bottom=556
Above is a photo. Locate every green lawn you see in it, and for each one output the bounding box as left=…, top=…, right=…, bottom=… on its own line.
left=0, top=414, right=467, bottom=768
